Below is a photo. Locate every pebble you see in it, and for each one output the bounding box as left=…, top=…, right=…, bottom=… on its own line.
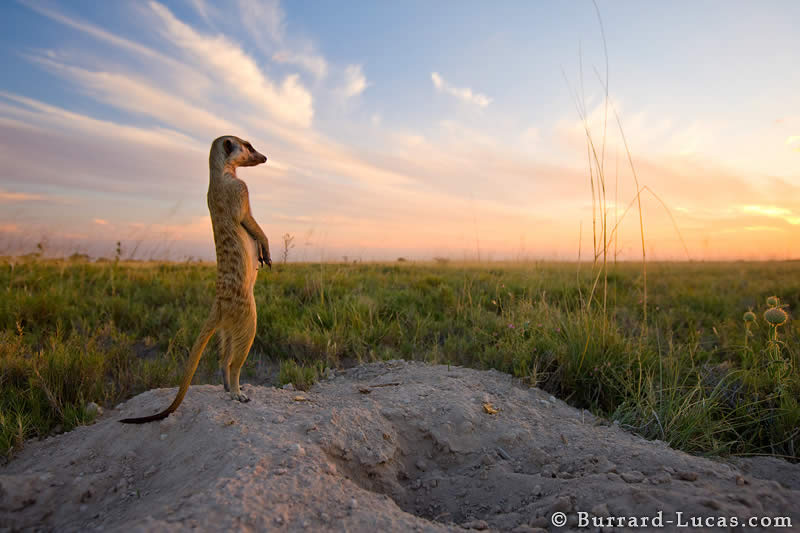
left=541, top=464, right=557, bottom=478
left=591, top=503, right=610, bottom=517
left=736, top=476, right=746, bottom=486
left=677, top=470, right=698, bottom=482
left=530, top=516, right=549, bottom=528
left=702, top=499, right=722, bottom=510
left=415, top=459, right=427, bottom=471
left=282, top=383, right=295, bottom=391
left=650, top=472, right=672, bottom=485
left=462, top=519, right=489, bottom=530
left=289, top=443, right=306, bottom=456
left=323, top=462, right=337, bottom=475
left=349, top=498, right=358, bottom=509
left=159, top=434, right=167, bottom=441
left=621, top=471, right=645, bottom=483
left=550, top=495, right=572, bottom=513
left=85, top=402, right=103, bottom=417
left=480, top=453, right=495, bottom=466
left=496, top=447, right=511, bottom=461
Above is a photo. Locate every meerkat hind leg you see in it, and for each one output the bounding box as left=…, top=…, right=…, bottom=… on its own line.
left=228, top=311, right=256, bottom=403
left=217, top=327, right=233, bottom=392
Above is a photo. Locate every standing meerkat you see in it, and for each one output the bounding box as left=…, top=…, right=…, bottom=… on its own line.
left=121, top=135, right=271, bottom=423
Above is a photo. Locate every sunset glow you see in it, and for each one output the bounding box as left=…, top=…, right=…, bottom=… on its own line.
left=1, top=1, right=799, bottom=261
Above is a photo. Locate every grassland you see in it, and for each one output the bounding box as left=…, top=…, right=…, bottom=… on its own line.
left=1, top=256, right=798, bottom=461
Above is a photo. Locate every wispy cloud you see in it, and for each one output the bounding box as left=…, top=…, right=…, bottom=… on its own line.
left=93, top=218, right=108, bottom=225
left=272, top=50, right=328, bottom=79
left=741, top=205, right=800, bottom=225
left=148, top=1, right=314, bottom=128
left=238, top=0, right=328, bottom=79
left=0, top=223, right=20, bottom=233
left=185, top=0, right=211, bottom=24
left=0, top=189, right=43, bottom=202
left=341, top=64, right=368, bottom=98
left=28, top=56, right=236, bottom=138
left=431, top=72, right=491, bottom=107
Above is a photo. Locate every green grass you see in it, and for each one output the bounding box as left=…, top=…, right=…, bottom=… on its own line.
left=1, top=256, right=798, bottom=461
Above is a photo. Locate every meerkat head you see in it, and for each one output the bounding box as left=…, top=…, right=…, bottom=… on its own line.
left=212, top=135, right=267, bottom=170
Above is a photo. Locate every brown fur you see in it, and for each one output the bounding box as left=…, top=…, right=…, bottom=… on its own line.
left=120, top=136, right=270, bottom=423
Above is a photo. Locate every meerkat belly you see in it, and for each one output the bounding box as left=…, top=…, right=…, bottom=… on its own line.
left=213, top=225, right=258, bottom=304
left=236, top=225, right=259, bottom=285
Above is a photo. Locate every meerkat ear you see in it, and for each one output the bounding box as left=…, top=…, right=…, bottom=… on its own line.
left=223, top=139, right=234, bottom=157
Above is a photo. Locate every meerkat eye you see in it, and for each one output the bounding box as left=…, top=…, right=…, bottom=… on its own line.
left=243, top=142, right=254, bottom=152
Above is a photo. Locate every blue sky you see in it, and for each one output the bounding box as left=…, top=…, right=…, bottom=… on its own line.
left=1, top=1, right=799, bottom=260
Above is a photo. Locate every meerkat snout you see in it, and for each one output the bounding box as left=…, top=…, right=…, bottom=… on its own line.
left=223, top=138, right=267, bottom=167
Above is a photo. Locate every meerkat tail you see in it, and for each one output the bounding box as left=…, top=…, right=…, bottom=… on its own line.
left=120, top=315, right=220, bottom=424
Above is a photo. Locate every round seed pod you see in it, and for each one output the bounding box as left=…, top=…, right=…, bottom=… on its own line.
left=743, top=311, right=756, bottom=323
left=766, top=296, right=779, bottom=308
left=764, top=307, right=788, bottom=326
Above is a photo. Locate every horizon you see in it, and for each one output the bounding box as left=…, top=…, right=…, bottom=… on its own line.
left=1, top=1, right=799, bottom=262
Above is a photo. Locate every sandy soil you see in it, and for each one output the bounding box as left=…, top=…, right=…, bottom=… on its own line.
left=1, top=361, right=798, bottom=532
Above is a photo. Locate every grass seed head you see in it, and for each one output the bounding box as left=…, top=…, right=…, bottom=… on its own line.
left=743, top=311, right=756, bottom=323
left=764, top=307, right=788, bottom=326
left=766, top=295, right=780, bottom=308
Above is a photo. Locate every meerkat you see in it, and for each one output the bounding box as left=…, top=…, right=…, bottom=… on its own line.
left=120, top=135, right=271, bottom=423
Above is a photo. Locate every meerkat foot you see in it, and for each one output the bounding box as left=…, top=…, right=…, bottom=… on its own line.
left=231, top=392, right=250, bottom=403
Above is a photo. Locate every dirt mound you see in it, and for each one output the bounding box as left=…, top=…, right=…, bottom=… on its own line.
left=1, top=361, right=798, bottom=532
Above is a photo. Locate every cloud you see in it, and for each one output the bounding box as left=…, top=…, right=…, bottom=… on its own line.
left=431, top=72, right=491, bottom=107
left=341, top=65, right=369, bottom=98
left=28, top=57, right=237, bottom=138
left=0, top=92, right=201, bottom=152
left=740, top=205, right=800, bottom=225
left=238, top=0, right=285, bottom=44
left=0, top=189, right=43, bottom=202
left=272, top=50, right=328, bottom=79
left=93, top=218, right=109, bottom=225
left=149, top=1, right=314, bottom=128
left=0, top=97, right=206, bottom=196
left=186, top=0, right=211, bottom=24
left=239, top=0, right=328, bottom=79
left=0, top=223, right=20, bottom=233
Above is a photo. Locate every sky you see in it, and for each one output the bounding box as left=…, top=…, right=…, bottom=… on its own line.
left=0, top=0, right=799, bottom=261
